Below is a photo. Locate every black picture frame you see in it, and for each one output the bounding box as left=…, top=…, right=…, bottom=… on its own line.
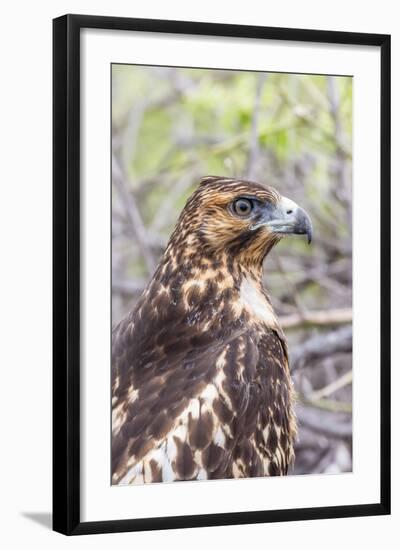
left=53, top=14, right=391, bottom=535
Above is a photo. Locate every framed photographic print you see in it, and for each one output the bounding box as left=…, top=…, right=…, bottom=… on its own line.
left=53, top=14, right=391, bottom=535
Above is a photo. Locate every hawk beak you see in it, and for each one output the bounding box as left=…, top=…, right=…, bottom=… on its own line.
left=287, top=204, right=313, bottom=244
left=253, top=196, right=313, bottom=244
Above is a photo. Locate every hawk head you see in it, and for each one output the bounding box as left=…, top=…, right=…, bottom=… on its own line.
left=169, top=176, right=313, bottom=268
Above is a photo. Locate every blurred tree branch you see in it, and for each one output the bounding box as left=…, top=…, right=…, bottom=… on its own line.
left=112, top=154, right=156, bottom=275
left=308, top=370, right=352, bottom=401
left=282, top=308, right=352, bottom=330
left=290, top=325, right=352, bottom=372
left=247, top=73, right=268, bottom=179
left=296, top=405, right=352, bottom=439
left=300, top=396, right=352, bottom=414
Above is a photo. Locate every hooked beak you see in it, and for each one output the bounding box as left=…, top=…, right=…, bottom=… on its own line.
left=251, top=196, right=313, bottom=244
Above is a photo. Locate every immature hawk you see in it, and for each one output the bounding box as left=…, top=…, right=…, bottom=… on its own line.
left=112, top=176, right=312, bottom=484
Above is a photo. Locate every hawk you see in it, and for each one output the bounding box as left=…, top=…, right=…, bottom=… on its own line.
left=112, top=176, right=312, bottom=484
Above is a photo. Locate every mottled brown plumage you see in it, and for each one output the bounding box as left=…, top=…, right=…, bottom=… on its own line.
left=112, top=176, right=312, bottom=484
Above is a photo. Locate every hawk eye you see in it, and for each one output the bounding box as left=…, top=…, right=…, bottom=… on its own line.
left=233, top=198, right=253, bottom=217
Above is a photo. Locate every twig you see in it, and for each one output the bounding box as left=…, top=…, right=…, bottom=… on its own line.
left=308, top=370, right=353, bottom=401
left=150, top=173, right=194, bottom=233
left=112, top=278, right=147, bottom=295
left=274, top=253, right=307, bottom=317
left=327, top=76, right=347, bottom=163
left=121, top=102, right=145, bottom=172
left=300, top=396, right=352, bottom=414
left=112, top=155, right=156, bottom=275
left=279, top=83, right=352, bottom=159
left=297, top=407, right=352, bottom=439
left=247, top=73, right=268, bottom=179
left=290, top=325, right=352, bottom=372
left=281, top=308, right=352, bottom=330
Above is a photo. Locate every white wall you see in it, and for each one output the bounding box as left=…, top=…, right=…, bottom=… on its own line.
left=1, top=0, right=398, bottom=548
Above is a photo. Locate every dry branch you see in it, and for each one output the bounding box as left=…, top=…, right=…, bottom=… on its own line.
left=281, top=308, right=352, bottom=330
left=308, top=370, right=353, bottom=401
left=290, top=324, right=352, bottom=372
left=297, top=406, right=352, bottom=439
left=247, top=73, right=268, bottom=179
left=300, top=396, right=352, bottom=414
left=112, top=278, right=147, bottom=295
left=112, top=155, right=156, bottom=275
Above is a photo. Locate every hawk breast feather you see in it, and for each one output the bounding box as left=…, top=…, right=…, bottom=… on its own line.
left=112, top=277, right=296, bottom=484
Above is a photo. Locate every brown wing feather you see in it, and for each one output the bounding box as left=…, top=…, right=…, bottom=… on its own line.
left=111, top=277, right=248, bottom=483
left=112, top=281, right=295, bottom=483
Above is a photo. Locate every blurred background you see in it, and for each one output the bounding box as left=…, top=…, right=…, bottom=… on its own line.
left=112, top=65, right=353, bottom=476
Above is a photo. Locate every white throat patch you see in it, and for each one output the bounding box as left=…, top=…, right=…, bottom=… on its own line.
left=239, top=277, right=277, bottom=327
